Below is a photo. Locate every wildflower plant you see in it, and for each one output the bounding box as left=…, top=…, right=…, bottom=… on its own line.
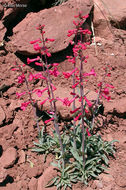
left=12, top=12, right=117, bottom=189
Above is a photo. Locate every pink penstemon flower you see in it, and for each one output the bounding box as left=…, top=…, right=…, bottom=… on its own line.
left=83, top=69, right=96, bottom=77
left=105, top=84, right=114, bottom=88
left=16, top=92, right=26, bottom=98
left=56, top=96, right=78, bottom=107
left=72, top=81, right=79, bottom=89
left=51, top=63, right=59, bottom=67
left=36, top=24, right=45, bottom=31
left=51, top=84, right=57, bottom=91
left=34, top=44, right=41, bottom=51
left=70, top=107, right=80, bottom=114
left=74, top=12, right=89, bottom=19
left=101, top=93, right=111, bottom=101
left=102, top=88, right=109, bottom=95
left=18, top=74, right=25, bottom=84
left=33, top=73, right=46, bottom=80
left=33, top=87, right=48, bottom=97
left=66, top=56, right=76, bottom=64
left=11, top=67, right=19, bottom=71
left=45, top=38, right=55, bottom=43
left=84, top=96, right=92, bottom=107
left=40, top=98, right=48, bottom=105
left=49, top=67, right=60, bottom=77
left=21, top=101, right=31, bottom=111
left=63, top=68, right=78, bottom=79
left=44, top=117, right=54, bottom=124
left=28, top=73, right=34, bottom=81
left=86, top=128, right=91, bottom=136
left=30, top=39, right=40, bottom=44
left=67, top=29, right=77, bottom=37
left=28, top=72, right=46, bottom=81
left=35, top=62, right=43, bottom=66
left=74, top=112, right=82, bottom=121
left=27, top=56, right=40, bottom=64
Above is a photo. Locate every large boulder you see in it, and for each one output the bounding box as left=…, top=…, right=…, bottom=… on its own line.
left=93, top=0, right=126, bottom=38
left=9, top=0, right=93, bottom=55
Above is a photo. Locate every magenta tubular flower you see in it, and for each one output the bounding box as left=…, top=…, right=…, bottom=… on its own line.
left=84, top=96, right=92, bottom=107
left=86, top=128, right=91, bottom=136
left=18, top=74, right=25, bottom=84
left=45, top=38, right=55, bottom=43
left=27, top=56, right=40, bottom=64
left=56, top=96, right=78, bottom=107
left=66, top=56, right=75, bottom=64
left=74, top=112, right=82, bottom=121
left=70, top=107, right=80, bottom=114
left=83, top=68, right=96, bottom=77
left=34, top=44, right=41, bottom=51
left=51, top=84, right=57, bottom=91
left=45, top=50, right=51, bottom=57
left=36, top=24, right=45, bottom=30
left=21, top=101, right=31, bottom=111
left=30, top=39, right=40, bottom=44
left=44, top=117, right=54, bottom=124
left=34, top=73, right=46, bottom=80
left=33, top=87, right=48, bottom=97
left=72, top=82, right=79, bottom=89
left=98, top=82, right=102, bottom=87
left=101, top=93, right=111, bottom=101
left=105, top=84, right=114, bottom=88
left=63, top=68, right=78, bottom=79
left=51, top=63, right=59, bottom=67
left=40, top=98, right=48, bottom=105
left=49, top=67, right=60, bottom=77
left=28, top=73, right=34, bottom=81
left=35, top=62, right=43, bottom=66
left=11, top=68, right=19, bottom=71
left=16, top=92, right=26, bottom=98
left=102, top=88, right=109, bottom=95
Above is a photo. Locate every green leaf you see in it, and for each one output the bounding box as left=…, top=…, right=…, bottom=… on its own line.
left=70, top=148, right=83, bottom=164
left=102, top=154, right=109, bottom=165
left=45, top=177, right=58, bottom=188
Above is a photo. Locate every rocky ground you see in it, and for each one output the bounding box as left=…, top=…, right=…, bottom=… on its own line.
left=0, top=0, right=126, bottom=190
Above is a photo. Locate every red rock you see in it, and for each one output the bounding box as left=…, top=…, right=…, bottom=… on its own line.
left=0, top=106, right=6, bottom=126
left=0, top=147, right=17, bottom=168
left=93, top=0, right=126, bottom=39
left=104, top=98, right=126, bottom=116
left=0, top=3, right=4, bottom=19
left=27, top=166, right=43, bottom=178
left=10, top=0, right=93, bottom=55
left=0, top=164, right=7, bottom=183
left=9, top=99, right=22, bottom=111
left=28, top=177, right=38, bottom=190
left=18, top=150, right=25, bottom=164
left=37, top=166, right=57, bottom=190
left=0, top=21, right=6, bottom=43
left=115, top=168, right=126, bottom=188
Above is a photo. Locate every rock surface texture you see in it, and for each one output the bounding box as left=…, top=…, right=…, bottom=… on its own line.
left=93, top=0, right=126, bottom=38
left=0, top=147, right=17, bottom=168
left=10, top=0, right=93, bottom=55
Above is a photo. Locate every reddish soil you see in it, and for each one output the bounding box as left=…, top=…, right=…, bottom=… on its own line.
left=0, top=2, right=126, bottom=190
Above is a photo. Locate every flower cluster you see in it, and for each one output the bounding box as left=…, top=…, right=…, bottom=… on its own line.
left=12, top=13, right=115, bottom=180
